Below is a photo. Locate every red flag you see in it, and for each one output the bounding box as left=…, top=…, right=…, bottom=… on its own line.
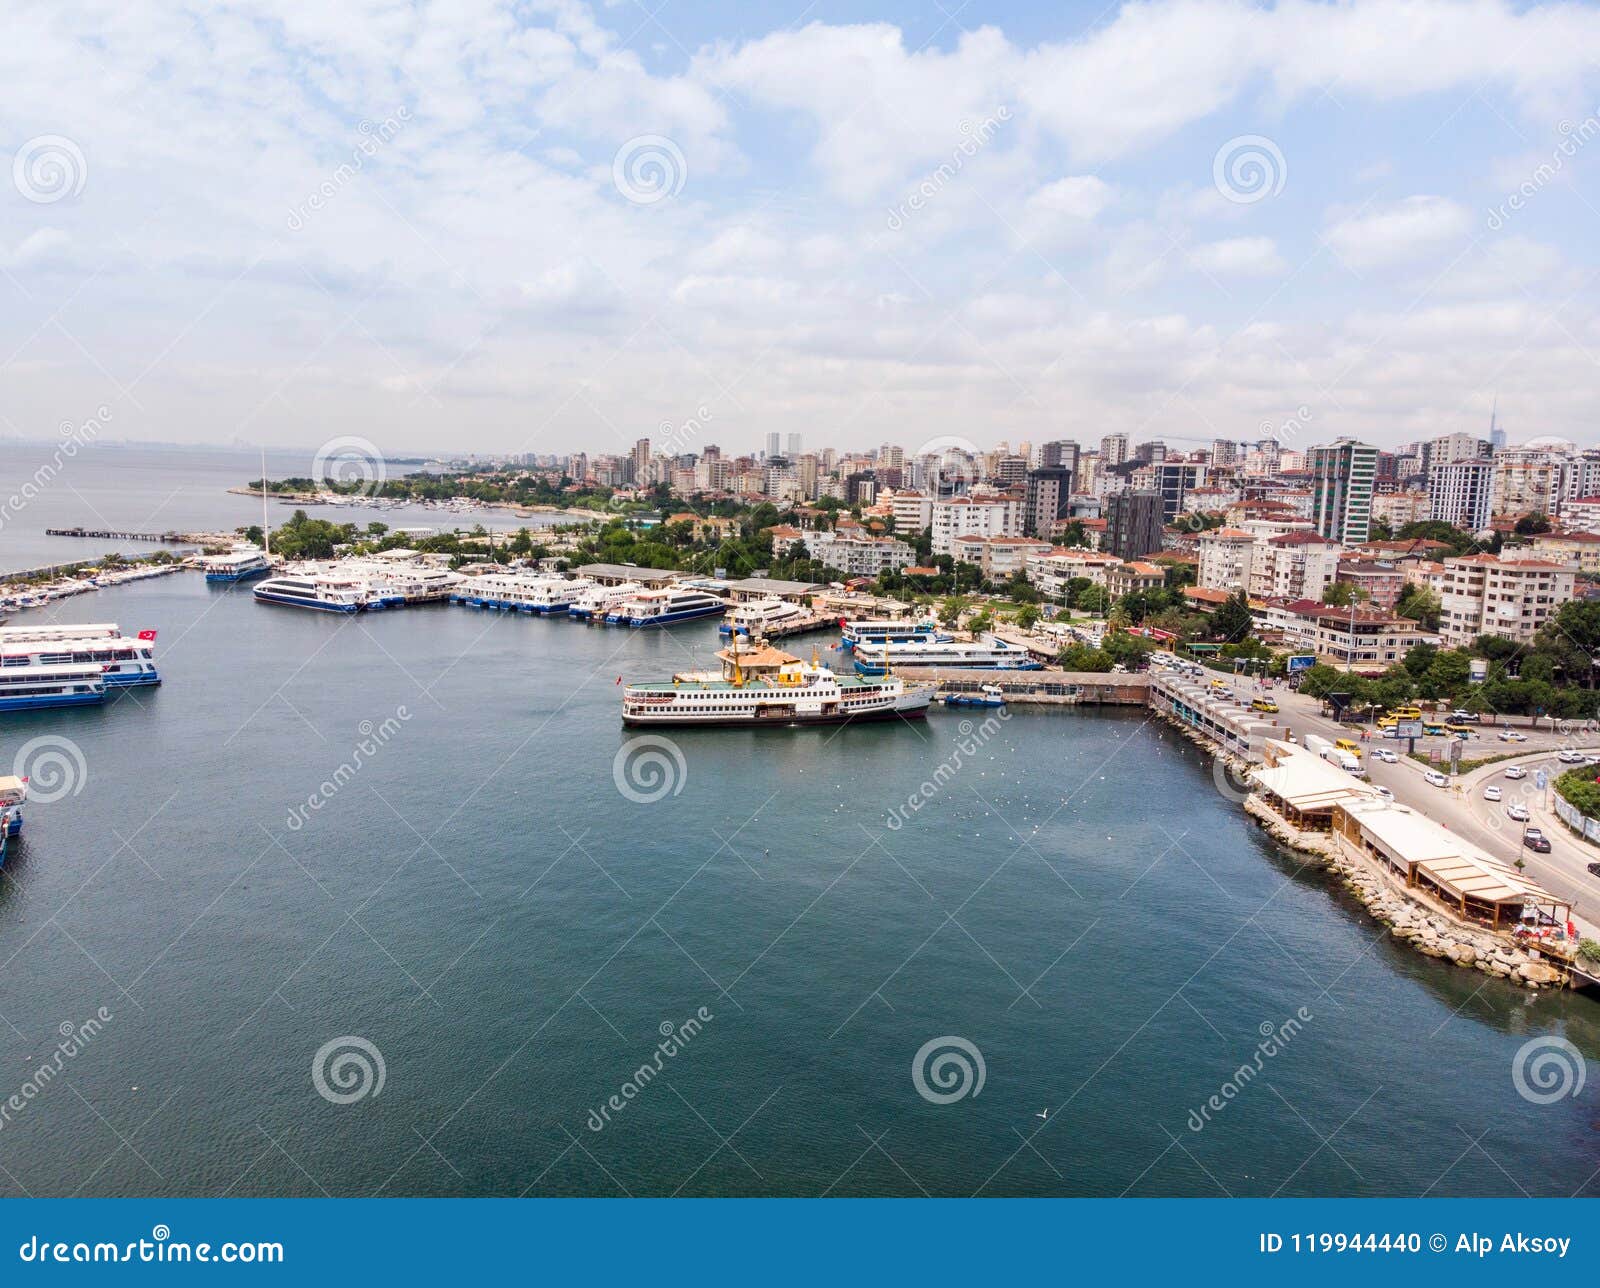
left=137, top=629, right=157, bottom=641
left=615, top=676, right=622, bottom=685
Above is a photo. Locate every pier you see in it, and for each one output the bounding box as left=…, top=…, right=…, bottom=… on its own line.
left=45, top=526, right=232, bottom=545
left=905, top=669, right=1149, bottom=706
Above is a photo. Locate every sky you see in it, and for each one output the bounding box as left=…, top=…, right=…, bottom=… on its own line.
left=2, top=0, right=1599, bottom=462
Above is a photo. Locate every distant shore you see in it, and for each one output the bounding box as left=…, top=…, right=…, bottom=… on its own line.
left=225, top=486, right=575, bottom=519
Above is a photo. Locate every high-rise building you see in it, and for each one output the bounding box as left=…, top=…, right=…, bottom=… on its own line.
left=1428, top=459, right=1494, bottom=532
left=786, top=433, right=802, bottom=458
left=631, top=438, right=651, bottom=484
left=1100, top=434, right=1129, bottom=467
left=1211, top=440, right=1239, bottom=469
left=995, top=454, right=1029, bottom=487
left=1023, top=467, right=1074, bottom=538
left=765, top=432, right=781, bottom=461
left=1040, top=440, right=1081, bottom=473
left=1102, top=490, right=1164, bottom=561
left=1134, top=440, right=1167, bottom=464
left=1308, top=438, right=1378, bottom=544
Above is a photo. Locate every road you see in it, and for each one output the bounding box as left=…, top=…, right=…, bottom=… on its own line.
left=1235, top=677, right=1600, bottom=935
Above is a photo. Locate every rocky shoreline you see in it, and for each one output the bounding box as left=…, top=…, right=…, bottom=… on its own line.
left=1160, top=707, right=1577, bottom=991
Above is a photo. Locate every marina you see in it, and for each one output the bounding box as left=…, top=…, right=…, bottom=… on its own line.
left=4, top=573, right=1597, bottom=1201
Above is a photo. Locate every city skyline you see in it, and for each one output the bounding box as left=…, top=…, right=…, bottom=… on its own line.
left=3, top=0, right=1599, bottom=456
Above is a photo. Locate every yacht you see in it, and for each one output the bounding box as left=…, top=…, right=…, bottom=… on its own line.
left=852, top=634, right=1043, bottom=675
left=0, top=624, right=159, bottom=688
left=0, top=663, right=107, bottom=711
left=0, top=777, right=25, bottom=866
left=840, top=619, right=951, bottom=650
left=253, top=574, right=368, bottom=613
left=605, top=588, right=726, bottom=627
left=621, top=642, right=932, bottom=727
left=199, top=547, right=271, bottom=583
left=568, top=581, right=644, bottom=621
left=719, top=598, right=807, bottom=637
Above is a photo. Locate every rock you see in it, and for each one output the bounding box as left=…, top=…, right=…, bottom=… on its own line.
left=1518, top=962, right=1564, bottom=986
left=1418, top=943, right=1447, bottom=958
left=1449, top=944, right=1479, bottom=966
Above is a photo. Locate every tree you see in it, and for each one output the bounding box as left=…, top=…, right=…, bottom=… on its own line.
left=1015, top=604, right=1042, bottom=630
left=1395, top=584, right=1441, bottom=632
left=1210, top=589, right=1254, bottom=643
left=1514, top=511, right=1552, bottom=536
left=1322, top=580, right=1368, bottom=607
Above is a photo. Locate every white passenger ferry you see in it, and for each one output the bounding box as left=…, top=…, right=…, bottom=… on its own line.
left=450, top=572, right=566, bottom=612
left=840, top=619, right=951, bottom=650
left=254, top=574, right=368, bottom=613
left=851, top=634, right=1043, bottom=675
left=719, top=598, right=807, bottom=637
left=621, top=642, right=932, bottom=727
left=0, top=624, right=160, bottom=689
left=569, top=581, right=644, bottom=621
left=0, top=663, right=107, bottom=711
left=525, top=577, right=594, bottom=614
left=605, top=588, right=726, bottom=627
left=199, top=547, right=272, bottom=583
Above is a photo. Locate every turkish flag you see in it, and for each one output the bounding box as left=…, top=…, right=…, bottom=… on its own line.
left=137, top=629, right=157, bottom=641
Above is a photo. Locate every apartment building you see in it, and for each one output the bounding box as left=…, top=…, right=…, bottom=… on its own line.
left=929, top=496, right=1023, bottom=555
left=1437, top=554, right=1577, bottom=647
left=1255, top=531, right=1342, bottom=602
left=1427, top=458, right=1494, bottom=531
left=952, top=535, right=1053, bottom=580
left=1196, top=527, right=1256, bottom=591
left=1308, top=438, right=1378, bottom=544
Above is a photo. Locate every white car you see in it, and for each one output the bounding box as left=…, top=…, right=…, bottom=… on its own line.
left=1423, top=770, right=1449, bottom=787
left=1373, top=785, right=1395, bottom=800
left=1557, top=750, right=1585, bottom=764
left=1504, top=765, right=1527, bottom=780
left=1499, top=731, right=1528, bottom=742
left=1372, top=748, right=1399, bottom=763
left=1506, top=803, right=1530, bottom=822
left=1483, top=785, right=1502, bottom=801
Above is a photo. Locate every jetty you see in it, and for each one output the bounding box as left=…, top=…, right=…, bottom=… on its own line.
left=45, top=526, right=234, bottom=546
left=900, top=669, right=1148, bottom=706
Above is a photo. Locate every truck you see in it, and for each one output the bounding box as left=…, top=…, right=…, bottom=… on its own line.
left=1305, top=733, right=1363, bottom=776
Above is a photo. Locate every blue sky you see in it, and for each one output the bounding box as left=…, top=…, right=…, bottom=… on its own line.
left=2, top=0, right=1598, bottom=459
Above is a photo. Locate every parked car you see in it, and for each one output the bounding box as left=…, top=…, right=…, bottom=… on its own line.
left=1499, top=731, right=1528, bottom=742
left=1506, top=803, right=1530, bottom=821
left=1483, top=785, right=1502, bottom=801
left=1525, top=833, right=1552, bottom=853
left=1372, top=748, right=1398, bottom=763
left=1504, top=765, right=1527, bottom=780
left=1423, top=770, right=1449, bottom=787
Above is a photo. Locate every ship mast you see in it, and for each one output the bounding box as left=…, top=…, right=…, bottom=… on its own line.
left=260, top=447, right=271, bottom=559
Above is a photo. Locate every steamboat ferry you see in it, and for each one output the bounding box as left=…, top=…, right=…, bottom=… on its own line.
left=199, top=547, right=271, bottom=583
left=0, top=624, right=160, bottom=689
left=840, top=619, right=951, bottom=650
left=605, top=588, right=726, bottom=627
left=719, top=598, right=807, bottom=637
left=852, top=634, right=1043, bottom=675
left=253, top=574, right=368, bottom=612
left=569, top=580, right=644, bottom=621
left=621, top=642, right=932, bottom=727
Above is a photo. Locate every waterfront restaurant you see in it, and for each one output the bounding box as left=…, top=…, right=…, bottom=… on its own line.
left=572, top=563, right=680, bottom=588
left=1248, top=739, right=1378, bottom=831
left=1331, top=797, right=1572, bottom=932
left=1148, top=672, right=1279, bottom=762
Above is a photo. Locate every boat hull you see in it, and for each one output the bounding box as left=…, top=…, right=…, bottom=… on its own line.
left=623, top=702, right=929, bottom=728
left=253, top=592, right=362, bottom=612
left=0, top=692, right=106, bottom=711
left=608, top=605, right=726, bottom=627
left=205, top=567, right=270, bottom=583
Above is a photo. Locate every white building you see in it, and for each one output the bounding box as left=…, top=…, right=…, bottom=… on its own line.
left=1437, top=554, right=1576, bottom=647
left=929, top=496, right=1023, bottom=555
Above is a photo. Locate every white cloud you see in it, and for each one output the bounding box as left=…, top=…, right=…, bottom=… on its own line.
left=1322, top=196, right=1472, bottom=270
left=1189, top=236, right=1287, bottom=277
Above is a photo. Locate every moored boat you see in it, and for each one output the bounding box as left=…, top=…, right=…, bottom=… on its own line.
left=253, top=574, right=367, bottom=612
left=199, top=547, right=271, bottom=583
left=852, top=634, right=1042, bottom=675
left=605, top=588, right=726, bottom=627
left=622, top=641, right=933, bottom=727
left=840, top=619, right=951, bottom=650
left=719, top=598, right=806, bottom=637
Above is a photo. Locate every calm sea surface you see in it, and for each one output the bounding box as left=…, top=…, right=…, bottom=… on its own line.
left=0, top=450, right=1596, bottom=1197
left=0, top=442, right=560, bottom=574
